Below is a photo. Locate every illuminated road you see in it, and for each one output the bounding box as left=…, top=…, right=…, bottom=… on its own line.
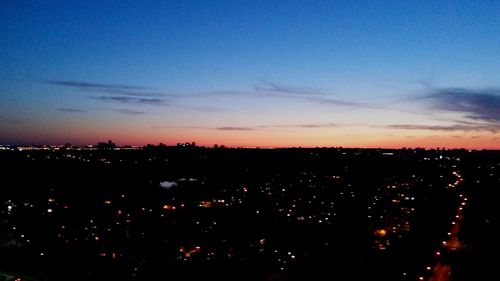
left=428, top=263, right=452, bottom=281
left=426, top=171, right=466, bottom=281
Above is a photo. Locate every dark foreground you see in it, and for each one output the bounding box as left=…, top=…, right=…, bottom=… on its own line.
left=0, top=147, right=498, bottom=281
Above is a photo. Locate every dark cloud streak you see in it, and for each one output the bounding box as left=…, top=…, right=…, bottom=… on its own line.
left=316, top=97, right=384, bottom=109
left=46, top=80, right=164, bottom=97
left=46, top=79, right=386, bottom=110
left=253, top=80, right=385, bottom=109
left=94, top=96, right=166, bottom=106
left=255, top=80, right=327, bottom=95
left=57, top=108, right=86, bottom=113
left=383, top=124, right=500, bottom=133
left=216, top=127, right=255, bottom=131
left=112, top=109, right=148, bottom=115
left=421, top=87, right=500, bottom=122
left=100, top=88, right=165, bottom=97
left=46, top=80, right=149, bottom=91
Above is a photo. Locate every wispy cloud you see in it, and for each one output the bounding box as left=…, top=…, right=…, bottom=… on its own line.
left=47, top=79, right=171, bottom=109
left=47, top=78, right=387, bottom=111
left=259, top=123, right=341, bottom=129
left=57, top=108, right=86, bottom=113
left=256, top=90, right=383, bottom=109
left=94, top=96, right=166, bottom=106
left=383, top=124, right=500, bottom=133
left=99, top=88, right=165, bottom=97
left=154, top=121, right=500, bottom=134
left=46, top=80, right=149, bottom=91
left=383, top=86, right=500, bottom=134
left=216, top=126, right=256, bottom=131
left=419, top=87, right=500, bottom=122
left=46, top=79, right=165, bottom=97
left=253, top=80, right=384, bottom=109
left=255, top=80, right=327, bottom=95
left=150, top=125, right=207, bottom=130
left=223, top=123, right=344, bottom=130
left=176, top=105, right=226, bottom=113
left=58, top=106, right=149, bottom=115
left=152, top=123, right=345, bottom=131
left=315, top=97, right=384, bottom=108
left=112, top=109, right=148, bottom=115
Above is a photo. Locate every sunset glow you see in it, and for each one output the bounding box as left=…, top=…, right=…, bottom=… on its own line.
left=1, top=1, right=499, bottom=149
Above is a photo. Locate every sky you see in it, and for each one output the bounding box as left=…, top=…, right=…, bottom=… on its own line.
left=1, top=0, right=499, bottom=149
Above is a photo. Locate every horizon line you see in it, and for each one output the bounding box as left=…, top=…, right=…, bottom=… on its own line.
left=1, top=142, right=499, bottom=151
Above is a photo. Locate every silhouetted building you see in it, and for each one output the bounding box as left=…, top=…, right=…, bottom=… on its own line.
left=96, top=140, right=116, bottom=149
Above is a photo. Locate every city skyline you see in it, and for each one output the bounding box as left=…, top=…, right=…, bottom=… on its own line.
left=1, top=1, right=499, bottom=149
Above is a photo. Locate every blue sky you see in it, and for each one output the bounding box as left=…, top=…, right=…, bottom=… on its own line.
left=1, top=1, right=499, bottom=148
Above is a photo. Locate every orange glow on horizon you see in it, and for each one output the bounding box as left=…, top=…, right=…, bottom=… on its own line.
left=109, top=134, right=500, bottom=150
left=5, top=123, right=498, bottom=150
